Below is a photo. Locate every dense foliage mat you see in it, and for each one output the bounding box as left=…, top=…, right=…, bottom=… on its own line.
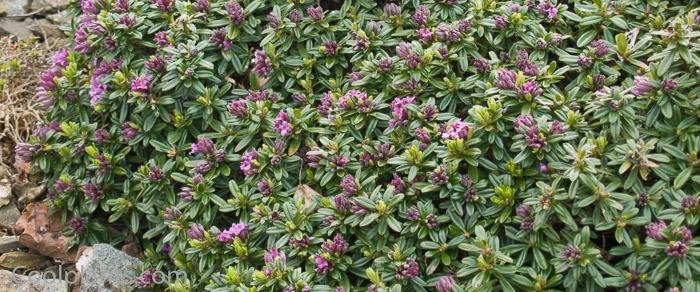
left=18, top=0, right=700, bottom=291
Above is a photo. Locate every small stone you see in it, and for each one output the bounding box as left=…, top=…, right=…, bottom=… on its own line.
left=15, top=202, right=76, bottom=262
left=0, top=19, right=33, bottom=39
left=0, top=184, right=12, bottom=207
left=29, top=0, right=70, bottom=15
left=0, top=201, right=20, bottom=229
left=46, top=11, right=71, bottom=26
left=0, top=270, right=69, bottom=292
left=16, top=183, right=46, bottom=204
left=76, top=244, right=143, bottom=292
left=0, top=236, right=23, bottom=253
left=0, top=251, right=49, bottom=269
left=28, top=18, right=65, bottom=39
left=0, top=164, right=11, bottom=179
left=1, top=0, right=28, bottom=17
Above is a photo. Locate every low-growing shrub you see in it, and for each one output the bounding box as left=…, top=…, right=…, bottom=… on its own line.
left=19, top=0, right=700, bottom=291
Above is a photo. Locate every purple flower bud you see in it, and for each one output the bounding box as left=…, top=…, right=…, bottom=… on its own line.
left=494, top=16, right=507, bottom=30
left=192, top=174, right=204, bottom=184
left=118, top=14, right=136, bottom=27
left=646, top=221, right=667, bottom=241
left=210, top=29, right=232, bottom=51
left=329, top=155, right=349, bottom=170
left=164, top=206, right=181, bottom=221
left=672, top=226, right=692, bottom=243
left=339, top=175, right=358, bottom=195
left=52, top=48, right=70, bottom=68
left=334, top=195, right=350, bottom=212
left=136, top=268, right=161, bottom=288
left=252, top=49, right=272, bottom=77
left=577, top=55, right=592, bottom=69
left=395, top=258, right=420, bottom=280
left=517, top=80, right=543, bottom=98
left=267, top=13, right=281, bottom=28
left=388, top=95, right=415, bottom=128
left=290, top=234, right=310, bottom=249
left=412, top=5, right=430, bottom=27
left=515, top=204, right=530, bottom=218
left=192, top=0, right=209, bottom=12
left=636, top=192, right=649, bottom=207
left=560, top=244, right=582, bottom=261
left=288, top=9, right=302, bottom=23
left=378, top=58, right=393, bottom=73
left=15, top=143, right=41, bottom=162
left=539, top=163, right=549, bottom=173
left=441, top=120, right=469, bottom=140
left=473, top=58, right=490, bottom=73
left=130, top=75, right=153, bottom=96
left=264, top=248, right=286, bottom=264
left=194, top=160, right=212, bottom=174
left=187, top=223, right=205, bottom=240
left=228, top=99, right=247, bottom=118
left=155, top=0, right=174, bottom=12
left=114, top=0, right=129, bottom=12
left=436, top=276, right=455, bottom=292
left=240, top=149, right=258, bottom=176
left=457, top=19, right=471, bottom=33
left=274, top=111, right=293, bottom=136
left=406, top=206, right=420, bottom=221
left=549, top=120, right=566, bottom=134
left=148, top=165, right=164, bottom=182
left=322, top=234, right=348, bottom=256
left=631, top=76, right=653, bottom=96
left=218, top=222, right=248, bottom=243
left=384, top=3, right=400, bottom=17
left=590, top=39, right=608, bottom=58
left=661, top=79, right=677, bottom=93
left=436, top=23, right=460, bottom=43
left=314, top=255, right=333, bottom=274
left=225, top=1, right=245, bottom=25
left=430, top=166, right=448, bottom=185
left=178, top=186, right=193, bottom=202
left=426, top=213, right=439, bottom=229
left=521, top=217, right=534, bottom=232
left=417, top=28, right=433, bottom=43
left=154, top=31, right=170, bottom=47
left=145, top=55, right=166, bottom=72
left=82, top=183, right=102, bottom=203
left=495, top=69, right=517, bottom=90
left=54, top=178, right=75, bottom=193
left=257, top=180, right=272, bottom=196
left=68, top=217, right=87, bottom=234
left=191, top=137, right=215, bottom=156
left=666, top=241, right=688, bottom=258
left=321, top=40, right=339, bottom=56
left=307, top=6, right=324, bottom=22
left=390, top=174, right=405, bottom=194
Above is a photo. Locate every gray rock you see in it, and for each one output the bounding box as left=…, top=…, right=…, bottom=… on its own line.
left=0, top=236, right=23, bottom=253
left=0, top=270, right=69, bottom=292
left=29, top=0, right=70, bottom=15
left=0, top=251, right=49, bottom=269
left=46, top=10, right=71, bottom=26
left=1, top=0, right=29, bottom=17
left=0, top=184, right=11, bottom=207
left=0, top=201, right=20, bottom=229
left=28, top=18, right=65, bottom=39
left=0, top=19, right=33, bottom=39
left=16, top=183, right=45, bottom=204
left=76, top=244, right=143, bottom=292
left=0, top=164, right=10, bottom=180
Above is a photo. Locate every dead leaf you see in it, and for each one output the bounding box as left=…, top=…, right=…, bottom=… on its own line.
left=294, top=184, right=321, bottom=211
